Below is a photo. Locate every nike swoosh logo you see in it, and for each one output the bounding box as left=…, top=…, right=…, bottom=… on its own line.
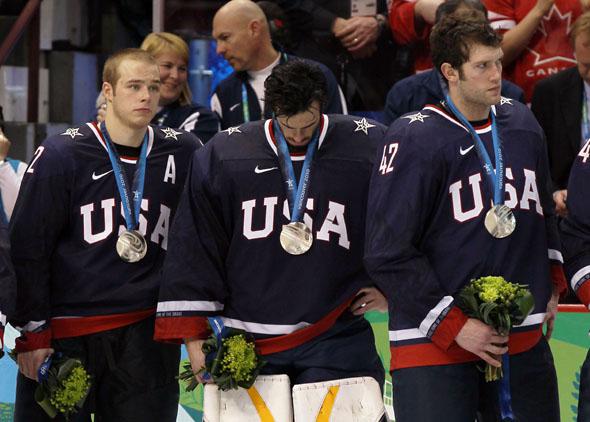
left=92, top=169, right=114, bottom=180
left=254, top=165, right=278, bottom=174
left=459, top=145, right=475, bottom=156
left=229, top=103, right=240, bottom=111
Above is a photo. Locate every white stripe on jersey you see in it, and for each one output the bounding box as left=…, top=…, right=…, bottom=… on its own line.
left=390, top=313, right=546, bottom=341
left=221, top=316, right=310, bottom=335
left=0, top=311, right=6, bottom=326
left=157, top=300, right=224, bottom=313
left=419, top=295, right=454, bottom=336
left=17, top=320, right=46, bottom=332
left=571, top=265, right=590, bottom=291
left=548, top=249, right=563, bottom=263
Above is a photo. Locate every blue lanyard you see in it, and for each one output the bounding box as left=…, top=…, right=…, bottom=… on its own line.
left=241, top=84, right=250, bottom=123
left=273, top=117, right=320, bottom=222
left=241, top=53, right=288, bottom=123
left=583, top=89, right=590, bottom=147
left=445, top=95, right=504, bottom=205
left=99, top=122, right=148, bottom=230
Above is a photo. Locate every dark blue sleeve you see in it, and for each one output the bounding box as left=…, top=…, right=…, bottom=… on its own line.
left=8, top=138, right=70, bottom=349
left=501, top=79, right=525, bottom=104
left=560, top=139, right=590, bottom=306
left=317, top=63, right=347, bottom=114
left=188, top=106, right=220, bottom=143
left=155, top=143, right=231, bottom=341
left=0, top=221, right=16, bottom=356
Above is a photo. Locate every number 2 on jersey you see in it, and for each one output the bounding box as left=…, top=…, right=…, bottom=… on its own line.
left=26, top=146, right=45, bottom=174
left=379, top=143, right=399, bottom=175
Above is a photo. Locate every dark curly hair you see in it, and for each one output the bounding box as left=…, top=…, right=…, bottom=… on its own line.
left=264, top=60, right=328, bottom=116
left=430, top=9, right=501, bottom=78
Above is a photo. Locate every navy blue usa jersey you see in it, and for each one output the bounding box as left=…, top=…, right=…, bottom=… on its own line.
left=155, top=115, right=385, bottom=349
left=560, top=138, right=590, bottom=308
left=9, top=123, right=200, bottom=349
left=365, top=98, right=563, bottom=370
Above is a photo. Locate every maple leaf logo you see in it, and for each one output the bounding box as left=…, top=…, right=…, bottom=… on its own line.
left=527, top=5, right=576, bottom=67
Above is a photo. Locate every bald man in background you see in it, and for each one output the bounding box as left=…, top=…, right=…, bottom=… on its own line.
left=210, top=0, right=347, bottom=130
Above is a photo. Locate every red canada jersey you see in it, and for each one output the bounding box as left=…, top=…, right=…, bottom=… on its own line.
left=484, top=0, right=582, bottom=101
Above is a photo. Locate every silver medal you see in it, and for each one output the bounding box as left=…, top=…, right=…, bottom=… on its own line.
left=280, top=222, right=313, bottom=255
left=116, top=230, right=147, bottom=262
left=484, top=204, right=516, bottom=238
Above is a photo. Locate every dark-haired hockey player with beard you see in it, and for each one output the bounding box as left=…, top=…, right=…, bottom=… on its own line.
left=155, top=60, right=386, bottom=420
left=9, top=48, right=201, bottom=421
left=365, top=10, right=564, bottom=422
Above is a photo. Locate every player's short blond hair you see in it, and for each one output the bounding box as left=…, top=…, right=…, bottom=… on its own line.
left=102, top=48, right=157, bottom=92
left=141, top=32, right=193, bottom=106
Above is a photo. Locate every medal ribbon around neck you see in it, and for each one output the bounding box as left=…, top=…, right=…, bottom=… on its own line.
left=272, top=116, right=320, bottom=223
left=99, top=121, right=148, bottom=231
left=445, top=94, right=504, bottom=206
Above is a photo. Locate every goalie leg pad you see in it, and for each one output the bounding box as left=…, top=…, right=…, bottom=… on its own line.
left=203, top=374, right=292, bottom=422
left=292, top=376, right=384, bottom=422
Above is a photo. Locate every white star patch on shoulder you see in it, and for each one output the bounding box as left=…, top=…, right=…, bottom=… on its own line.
left=402, top=112, right=429, bottom=124
left=61, top=128, right=83, bottom=139
left=223, top=126, right=242, bottom=135
left=353, top=117, right=376, bottom=135
left=499, top=97, right=513, bottom=106
left=161, top=127, right=183, bottom=140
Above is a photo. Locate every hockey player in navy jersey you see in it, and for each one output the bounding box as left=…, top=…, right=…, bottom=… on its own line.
left=365, top=11, right=565, bottom=422
left=155, top=60, right=386, bottom=418
left=559, top=140, right=590, bottom=421
left=9, top=49, right=201, bottom=421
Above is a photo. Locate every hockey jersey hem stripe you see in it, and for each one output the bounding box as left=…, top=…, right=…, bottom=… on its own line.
left=576, top=280, right=590, bottom=307
left=15, top=328, right=52, bottom=352
left=221, top=317, right=310, bottom=335
left=51, top=308, right=155, bottom=339
left=157, top=300, right=224, bottom=313
left=255, top=298, right=353, bottom=355
left=389, top=326, right=542, bottom=370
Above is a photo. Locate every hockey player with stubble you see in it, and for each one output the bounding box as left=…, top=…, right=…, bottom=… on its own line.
left=155, top=60, right=387, bottom=419
left=365, top=10, right=565, bottom=421
left=9, top=49, right=201, bottom=421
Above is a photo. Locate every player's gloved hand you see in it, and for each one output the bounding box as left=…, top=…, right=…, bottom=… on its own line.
left=351, top=287, right=388, bottom=315
left=17, top=348, right=54, bottom=381
left=184, top=337, right=212, bottom=384
left=455, top=318, right=508, bottom=367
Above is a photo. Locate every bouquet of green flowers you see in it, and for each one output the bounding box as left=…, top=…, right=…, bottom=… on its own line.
left=457, top=276, right=535, bottom=381
left=9, top=351, right=91, bottom=420
left=179, top=318, right=265, bottom=392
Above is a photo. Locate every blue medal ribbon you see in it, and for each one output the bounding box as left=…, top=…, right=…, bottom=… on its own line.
left=498, top=354, right=515, bottom=420
left=272, top=117, right=321, bottom=222
left=445, top=95, right=505, bottom=205
left=99, top=122, right=148, bottom=231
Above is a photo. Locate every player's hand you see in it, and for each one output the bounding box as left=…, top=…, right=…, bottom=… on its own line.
left=351, top=287, right=388, bottom=315
left=552, top=189, right=567, bottom=217
left=0, top=128, right=11, bottom=161
left=334, top=16, right=380, bottom=52
left=17, top=348, right=54, bottom=381
left=544, top=288, right=559, bottom=339
left=414, top=0, right=445, bottom=25
left=455, top=319, right=508, bottom=367
left=184, top=337, right=211, bottom=384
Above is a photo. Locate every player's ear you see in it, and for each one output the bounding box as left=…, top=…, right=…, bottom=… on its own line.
left=102, top=82, right=114, bottom=103
left=440, top=63, right=458, bottom=84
